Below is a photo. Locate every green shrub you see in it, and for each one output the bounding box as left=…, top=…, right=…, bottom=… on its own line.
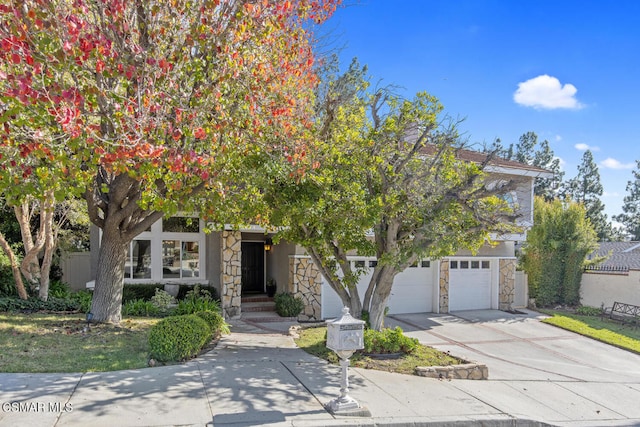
left=576, top=305, right=603, bottom=316
left=0, top=296, right=80, bottom=312
left=0, top=251, right=18, bottom=297
left=122, top=284, right=164, bottom=303
left=274, top=292, right=304, bottom=318
left=148, top=314, right=211, bottom=362
left=195, top=310, right=229, bottom=336
left=122, top=299, right=160, bottom=317
left=49, top=280, right=72, bottom=299
left=151, top=288, right=174, bottom=310
left=177, top=284, right=219, bottom=301
left=363, top=327, right=418, bottom=354
left=71, top=290, right=93, bottom=313
left=174, top=285, right=221, bottom=315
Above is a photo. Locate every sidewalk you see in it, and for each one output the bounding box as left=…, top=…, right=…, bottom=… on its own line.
left=0, top=314, right=630, bottom=427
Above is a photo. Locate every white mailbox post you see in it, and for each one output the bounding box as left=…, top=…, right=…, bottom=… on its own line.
left=325, top=307, right=365, bottom=413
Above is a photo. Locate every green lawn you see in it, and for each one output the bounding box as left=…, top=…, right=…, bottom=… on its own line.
left=294, top=326, right=461, bottom=375
left=541, top=310, right=640, bottom=354
left=0, top=313, right=160, bottom=373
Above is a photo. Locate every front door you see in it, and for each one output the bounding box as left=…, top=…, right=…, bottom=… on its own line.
left=241, top=242, right=264, bottom=294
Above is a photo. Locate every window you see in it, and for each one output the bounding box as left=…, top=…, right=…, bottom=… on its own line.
left=115, top=216, right=205, bottom=282
left=471, top=261, right=480, bottom=269
left=125, top=240, right=151, bottom=279
left=163, top=240, right=200, bottom=278
left=369, top=260, right=378, bottom=268
left=460, top=260, right=469, bottom=269
left=354, top=260, right=366, bottom=268
left=482, top=260, right=490, bottom=269
left=450, top=261, right=458, bottom=269
left=421, top=260, right=431, bottom=268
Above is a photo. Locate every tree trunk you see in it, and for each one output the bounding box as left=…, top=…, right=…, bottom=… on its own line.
left=90, top=228, right=128, bottom=324
left=366, top=267, right=397, bottom=331
left=38, top=230, right=55, bottom=301
left=0, top=232, right=28, bottom=300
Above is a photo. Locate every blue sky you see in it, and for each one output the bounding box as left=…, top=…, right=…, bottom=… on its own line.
left=321, top=0, right=640, bottom=221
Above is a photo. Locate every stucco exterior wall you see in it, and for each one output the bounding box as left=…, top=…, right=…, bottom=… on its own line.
left=580, top=270, right=640, bottom=308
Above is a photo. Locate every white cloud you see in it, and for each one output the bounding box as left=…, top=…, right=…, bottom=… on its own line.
left=555, top=135, right=562, bottom=141
left=575, top=143, right=600, bottom=152
left=513, top=75, right=584, bottom=110
left=600, top=158, right=635, bottom=170
left=555, top=156, right=566, bottom=168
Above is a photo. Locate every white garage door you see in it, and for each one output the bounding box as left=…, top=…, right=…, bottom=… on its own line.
left=321, top=258, right=433, bottom=319
left=387, top=260, right=433, bottom=314
left=449, top=259, right=492, bottom=311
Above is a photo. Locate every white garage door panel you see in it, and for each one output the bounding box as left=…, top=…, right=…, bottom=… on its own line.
left=322, top=259, right=433, bottom=318
left=449, top=262, right=491, bottom=311
left=387, top=267, right=432, bottom=314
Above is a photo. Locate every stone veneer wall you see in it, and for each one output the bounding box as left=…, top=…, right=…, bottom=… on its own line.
left=499, top=258, right=516, bottom=311
left=221, top=231, right=242, bottom=319
left=289, top=256, right=322, bottom=321
left=439, top=260, right=449, bottom=313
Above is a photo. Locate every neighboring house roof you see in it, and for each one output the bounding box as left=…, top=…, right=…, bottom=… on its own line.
left=588, top=241, right=640, bottom=270
left=420, top=145, right=554, bottom=178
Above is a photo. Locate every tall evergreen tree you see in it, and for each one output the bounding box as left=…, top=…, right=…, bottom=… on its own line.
left=562, top=150, right=609, bottom=240
left=532, top=139, right=564, bottom=200
left=613, top=160, right=640, bottom=240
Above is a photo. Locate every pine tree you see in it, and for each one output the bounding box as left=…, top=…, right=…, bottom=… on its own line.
left=532, top=139, right=564, bottom=200
left=562, top=151, right=610, bottom=240
left=613, top=160, right=640, bottom=240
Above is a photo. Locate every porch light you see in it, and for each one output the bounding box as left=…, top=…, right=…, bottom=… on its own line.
left=264, top=238, right=273, bottom=251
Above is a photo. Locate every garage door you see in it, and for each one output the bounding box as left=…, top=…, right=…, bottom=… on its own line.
left=387, top=260, right=433, bottom=314
left=448, top=259, right=492, bottom=311
left=321, top=258, right=433, bottom=318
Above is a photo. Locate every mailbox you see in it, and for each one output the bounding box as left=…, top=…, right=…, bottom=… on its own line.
left=326, top=307, right=364, bottom=354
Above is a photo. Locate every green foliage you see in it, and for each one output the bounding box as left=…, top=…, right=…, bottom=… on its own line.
left=194, top=310, right=229, bottom=336
left=48, top=280, right=72, bottom=299
left=0, top=297, right=80, bottom=312
left=176, top=284, right=219, bottom=301
left=122, top=299, right=161, bottom=317
left=521, top=197, right=599, bottom=307
left=174, top=285, right=221, bottom=315
left=576, top=305, right=604, bottom=316
left=274, top=292, right=304, bottom=317
left=150, top=288, right=174, bottom=310
left=0, top=250, right=17, bottom=297
left=122, top=284, right=165, bottom=303
left=71, top=290, right=93, bottom=313
left=363, top=327, right=419, bottom=354
left=148, top=315, right=211, bottom=362
left=613, top=160, right=640, bottom=240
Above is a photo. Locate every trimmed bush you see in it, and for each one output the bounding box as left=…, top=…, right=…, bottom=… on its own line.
left=49, top=280, right=72, bottom=299
left=0, top=296, right=81, bottom=312
left=363, top=327, right=418, bottom=354
left=148, top=314, right=211, bottom=362
left=274, top=292, right=304, bottom=318
left=195, top=310, right=229, bottom=336
left=576, top=305, right=603, bottom=316
left=122, top=299, right=160, bottom=317
left=150, top=288, right=174, bottom=311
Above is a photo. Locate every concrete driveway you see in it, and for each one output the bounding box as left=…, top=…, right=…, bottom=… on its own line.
left=387, top=309, right=640, bottom=426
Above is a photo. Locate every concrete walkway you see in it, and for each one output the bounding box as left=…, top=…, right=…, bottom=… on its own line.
left=1, top=311, right=639, bottom=426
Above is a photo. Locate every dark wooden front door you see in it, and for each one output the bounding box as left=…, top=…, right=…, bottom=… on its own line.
left=241, top=242, right=264, bottom=294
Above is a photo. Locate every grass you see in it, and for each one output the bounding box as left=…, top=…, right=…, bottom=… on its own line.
left=294, top=326, right=461, bottom=375
left=0, top=313, right=160, bottom=373
left=541, top=310, right=640, bottom=354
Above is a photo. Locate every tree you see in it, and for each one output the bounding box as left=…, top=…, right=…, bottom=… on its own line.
left=561, top=150, right=609, bottom=240
left=521, top=197, right=599, bottom=306
left=614, top=160, right=640, bottom=240
left=1, top=0, right=338, bottom=322
left=487, top=132, right=562, bottom=200
left=268, top=60, right=519, bottom=330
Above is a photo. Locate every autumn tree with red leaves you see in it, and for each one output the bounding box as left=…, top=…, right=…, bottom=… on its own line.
left=0, top=0, right=339, bottom=322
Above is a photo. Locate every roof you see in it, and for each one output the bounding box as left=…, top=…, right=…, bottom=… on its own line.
left=420, top=145, right=554, bottom=179
left=588, top=241, right=640, bottom=270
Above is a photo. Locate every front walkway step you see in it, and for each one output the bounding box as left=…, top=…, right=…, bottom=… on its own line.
left=242, top=301, right=276, bottom=312
left=241, top=310, right=297, bottom=323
